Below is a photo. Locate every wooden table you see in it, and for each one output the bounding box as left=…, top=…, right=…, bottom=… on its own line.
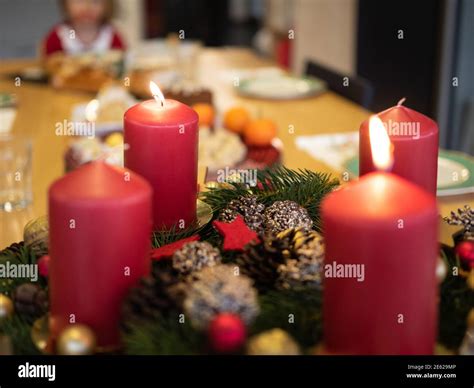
left=1, top=48, right=473, bottom=247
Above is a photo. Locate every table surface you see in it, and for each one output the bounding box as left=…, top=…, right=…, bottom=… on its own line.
left=1, top=48, right=473, bottom=247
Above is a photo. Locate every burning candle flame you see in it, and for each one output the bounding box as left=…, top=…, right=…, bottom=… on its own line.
left=85, top=99, right=99, bottom=122
left=149, top=81, right=165, bottom=107
left=369, top=116, right=393, bottom=171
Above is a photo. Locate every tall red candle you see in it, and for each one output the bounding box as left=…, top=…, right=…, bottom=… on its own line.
left=322, top=172, right=438, bottom=354
left=359, top=102, right=438, bottom=194
left=49, top=161, right=152, bottom=348
left=323, top=117, right=438, bottom=354
left=124, top=87, right=199, bottom=230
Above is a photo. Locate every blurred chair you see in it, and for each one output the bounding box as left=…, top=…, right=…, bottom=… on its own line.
left=305, top=60, right=374, bottom=109
left=460, top=98, right=474, bottom=155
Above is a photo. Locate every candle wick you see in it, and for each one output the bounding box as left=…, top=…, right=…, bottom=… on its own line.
left=152, top=94, right=164, bottom=107
left=397, top=97, right=406, bottom=106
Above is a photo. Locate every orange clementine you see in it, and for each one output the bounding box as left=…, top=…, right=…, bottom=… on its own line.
left=192, top=103, right=215, bottom=127
left=223, top=107, right=251, bottom=134
left=243, top=119, right=277, bottom=146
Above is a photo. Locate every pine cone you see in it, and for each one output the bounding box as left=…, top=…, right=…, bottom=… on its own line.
left=12, top=283, right=48, bottom=319
left=237, top=228, right=324, bottom=291
left=23, top=216, right=49, bottom=257
left=172, top=241, right=221, bottom=276
left=121, top=260, right=185, bottom=331
left=275, top=228, right=324, bottom=290
left=218, top=195, right=265, bottom=232
left=444, top=205, right=474, bottom=240
left=264, top=200, right=313, bottom=233
left=184, top=264, right=259, bottom=330
left=235, top=233, right=288, bottom=291
left=277, top=227, right=324, bottom=261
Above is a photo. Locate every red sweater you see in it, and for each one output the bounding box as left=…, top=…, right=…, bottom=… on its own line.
left=43, top=23, right=125, bottom=56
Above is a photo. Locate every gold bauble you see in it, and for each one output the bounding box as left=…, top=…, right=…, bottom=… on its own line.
left=467, top=308, right=474, bottom=328
left=247, top=329, right=300, bottom=355
left=0, top=294, right=14, bottom=321
left=56, top=324, right=96, bottom=355
left=31, top=315, right=51, bottom=354
left=196, top=199, right=213, bottom=227
left=468, top=270, right=474, bottom=290
left=218, top=182, right=236, bottom=190
left=24, top=215, right=49, bottom=256
left=104, top=132, right=123, bottom=147
left=0, top=335, right=13, bottom=355
left=204, top=181, right=220, bottom=191
left=434, top=343, right=456, bottom=355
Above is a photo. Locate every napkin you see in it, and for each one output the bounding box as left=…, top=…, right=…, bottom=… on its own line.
left=295, top=132, right=359, bottom=171
left=0, top=108, right=17, bottom=133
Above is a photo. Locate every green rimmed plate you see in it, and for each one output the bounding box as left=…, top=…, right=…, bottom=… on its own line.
left=236, top=75, right=326, bottom=100
left=343, top=150, right=474, bottom=197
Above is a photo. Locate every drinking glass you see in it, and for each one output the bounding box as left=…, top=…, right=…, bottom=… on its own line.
left=0, top=135, right=32, bottom=211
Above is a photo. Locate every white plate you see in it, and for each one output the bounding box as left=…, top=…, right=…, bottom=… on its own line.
left=236, top=75, right=326, bottom=100
left=70, top=86, right=136, bottom=136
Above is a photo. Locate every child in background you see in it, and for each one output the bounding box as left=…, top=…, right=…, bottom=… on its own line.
left=42, top=0, right=126, bottom=92
left=43, top=0, right=125, bottom=57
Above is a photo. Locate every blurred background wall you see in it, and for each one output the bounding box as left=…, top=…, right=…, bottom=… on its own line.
left=292, top=0, right=357, bottom=76
left=0, top=0, right=60, bottom=58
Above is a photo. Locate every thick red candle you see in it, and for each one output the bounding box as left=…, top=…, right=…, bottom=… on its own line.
left=321, top=172, right=438, bottom=354
left=49, top=161, right=152, bottom=348
left=359, top=103, right=439, bottom=194
left=124, top=96, right=198, bottom=230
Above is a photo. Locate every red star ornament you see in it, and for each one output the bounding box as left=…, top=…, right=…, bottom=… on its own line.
left=213, top=215, right=260, bottom=251
left=151, top=235, right=200, bottom=261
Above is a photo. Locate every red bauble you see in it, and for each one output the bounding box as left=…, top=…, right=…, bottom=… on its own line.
left=208, top=313, right=246, bottom=353
left=38, top=255, right=50, bottom=277
left=455, top=240, right=474, bottom=267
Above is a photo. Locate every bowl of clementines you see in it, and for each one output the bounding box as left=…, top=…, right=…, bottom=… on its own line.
left=192, top=103, right=282, bottom=180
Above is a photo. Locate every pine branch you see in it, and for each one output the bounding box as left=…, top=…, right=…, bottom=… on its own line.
left=438, top=248, right=474, bottom=349
left=122, top=312, right=204, bottom=355
left=201, top=166, right=339, bottom=232
left=252, top=288, right=322, bottom=351
left=152, top=224, right=204, bottom=249
left=0, top=243, right=46, bottom=295
left=0, top=315, right=39, bottom=355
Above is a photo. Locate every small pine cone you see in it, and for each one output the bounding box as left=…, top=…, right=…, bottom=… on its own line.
left=218, top=195, right=265, bottom=232
left=12, top=283, right=48, bottom=318
left=152, top=260, right=188, bottom=306
left=444, top=205, right=474, bottom=237
left=276, top=257, right=323, bottom=290
left=219, top=208, right=238, bottom=223
left=275, top=228, right=324, bottom=290
left=172, top=241, right=221, bottom=276
left=264, top=200, right=313, bottom=234
left=277, top=227, right=324, bottom=261
left=235, top=233, right=288, bottom=291
left=121, top=260, right=185, bottom=330
left=184, top=264, right=259, bottom=330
